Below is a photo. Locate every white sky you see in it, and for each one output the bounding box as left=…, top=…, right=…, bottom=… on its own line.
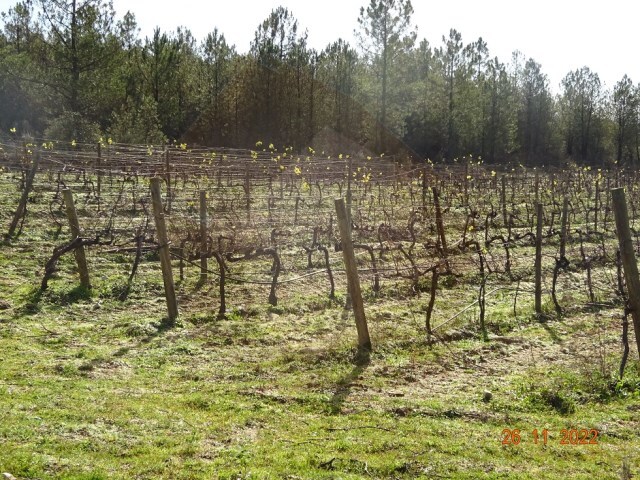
left=1, top=0, right=637, bottom=92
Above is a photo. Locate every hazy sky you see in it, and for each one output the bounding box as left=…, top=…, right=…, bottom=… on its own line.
left=1, top=0, right=637, bottom=92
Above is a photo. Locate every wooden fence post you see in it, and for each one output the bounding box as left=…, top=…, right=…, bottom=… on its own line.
left=560, top=197, right=569, bottom=260
left=244, top=163, right=251, bottom=222
left=594, top=179, right=600, bottom=232
left=345, top=158, right=354, bottom=309
left=421, top=166, right=427, bottom=214
left=611, top=188, right=640, bottom=358
left=150, top=177, right=178, bottom=323
left=535, top=202, right=543, bottom=315
left=96, top=142, right=102, bottom=200
left=7, top=149, right=40, bottom=239
left=464, top=161, right=469, bottom=206
left=501, top=175, right=508, bottom=228
left=62, top=189, right=91, bottom=289
left=200, top=190, right=208, bottom=281
left=335, top=197, right=371, bottom=351
left=164, top=147, right=172, bottom=213
left=294, top=196, right=301, bottom=226
left=432, top=186, right=447, bottom=253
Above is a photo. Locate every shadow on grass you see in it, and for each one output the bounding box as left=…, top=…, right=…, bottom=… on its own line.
left=329, top=348, right=371, bottom=415
left=540, top=320, right=562, bottom=343
left=19, top=284, right=92, bottom=315
left=79, top=318, right=174, bottom=373
left=20, top=287, right=44, bottom=314
left=11, top=282, right=178, bottom=377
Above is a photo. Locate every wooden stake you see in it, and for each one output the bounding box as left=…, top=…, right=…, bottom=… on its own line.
left=464, top=161, right=469, bottom=206
left=560, top=197, right=569, bottom=260
left=244, top=164, right=251, bottom=222
left=535, top=202, right=543, bottom=315
left=346, top=157, right=353, bottom=224
left=345, top=158, right=353, bottom=309
left=200, top=190, right=208, bottom=281
left=7, top=150, right=40, bottom=238
left=335, top=197, right=371, bottom=350
left=96, top=142, right=102, bottom=199
left=611, top=188, right=640, bottom=358
left=62, top=189, right=91, bottom=289
left=150, top=177, right=178, bottom=323
left=594, top=179, right=599, bottom=232
left=421, top=166, right=427, bottom=214
left=432, top=186, right=447, bottom=253
left=501, top=175, right=508, bottom=229
left=164, top=147, right=172, bottom=213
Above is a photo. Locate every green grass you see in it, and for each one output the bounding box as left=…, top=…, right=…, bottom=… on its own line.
left=1, top=268, right=638, bottom=479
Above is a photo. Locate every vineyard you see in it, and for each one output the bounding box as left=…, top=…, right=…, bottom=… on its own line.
left=0, top=139, right=639, bottom=479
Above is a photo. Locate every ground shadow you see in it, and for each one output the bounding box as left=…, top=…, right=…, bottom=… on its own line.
left=329, top=348, right=371, bottom=414
left=79, top=318, right=173, bottom=372
left=17, top=284, right=93, bottom=316
left=540, top=321, right=562, bottom=343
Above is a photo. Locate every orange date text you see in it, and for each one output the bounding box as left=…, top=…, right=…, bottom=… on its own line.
left=501, top=428, right=599, bottom=446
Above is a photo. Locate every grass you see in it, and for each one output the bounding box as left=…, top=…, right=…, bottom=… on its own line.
left=0, top=170, right=639, bottom=479
left=2, top=269, right=638, bottom=478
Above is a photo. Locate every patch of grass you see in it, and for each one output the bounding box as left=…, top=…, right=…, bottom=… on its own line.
left=513, top=362, right=640, bottom=417
left=43, top=283, right=93, bottom=305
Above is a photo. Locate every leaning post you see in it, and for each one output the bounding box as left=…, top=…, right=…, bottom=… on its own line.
left=7, top=149, right=40, bottom=238
left=611, top=188, right=640, bottom=358
left=335, top=197, right=371, bottom=351
left=62, top=188, right=91, bottom=289
left=150, top=177, right=178, bottom=323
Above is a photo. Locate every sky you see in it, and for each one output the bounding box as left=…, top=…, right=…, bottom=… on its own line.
left=0, top=0, right=637, bottom=92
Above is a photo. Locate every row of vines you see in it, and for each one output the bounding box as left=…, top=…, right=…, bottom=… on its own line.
left=1, top=139, right=639, bottom=371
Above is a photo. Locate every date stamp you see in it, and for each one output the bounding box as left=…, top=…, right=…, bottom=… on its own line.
left=502, top=428, right=599, bottom=446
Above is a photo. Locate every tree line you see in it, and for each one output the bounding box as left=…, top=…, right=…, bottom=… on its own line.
left=1, top=0, right=639, bottom=165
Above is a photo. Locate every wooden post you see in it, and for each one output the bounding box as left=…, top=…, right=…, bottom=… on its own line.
left=535, top=202, right=543, bottom=315
left=294, top=196, right=300, bottom=226
left=611, top=188, right=640, bottom=358
left=501, top=175, right=508, bottom=229
left=150, top=177, right=178, bottom=323
left=534, top=171, right=540, bottom=203
left=346, top=157, right=353, bottom=223
left=335, top=197, right=371, bottom=351
left=594, top=179, right=599, bottom=232
left=577, top=168, right=582, bottom=192
left=164, top=147, right=172, bottom=213
left=199, top=190, right=208, bottom=281
left=560, top=197, right=569, bottom=260
left=244, top=164, right=251, bottom=222
left=463, top=161, right=469, bottom=206
left=432, top=186, right=447, bottom=253
left=62, top=189, right=91, bottom=289
left=604, top=176, right=611, bottom=230
left=279, top=172, right=284, bottom=199
left=7, top=150, right=40, bottom=238
left=20, top=142, right=27, bottom=189
left=421, top=166, right=427, bottom=214
left=345, top=157, right=353, bottom=309
left=96, top=142, right=102, bottom=199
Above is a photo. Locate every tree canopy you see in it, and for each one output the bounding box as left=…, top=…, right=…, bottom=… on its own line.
left=0, top=0, right=637, bottom=166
